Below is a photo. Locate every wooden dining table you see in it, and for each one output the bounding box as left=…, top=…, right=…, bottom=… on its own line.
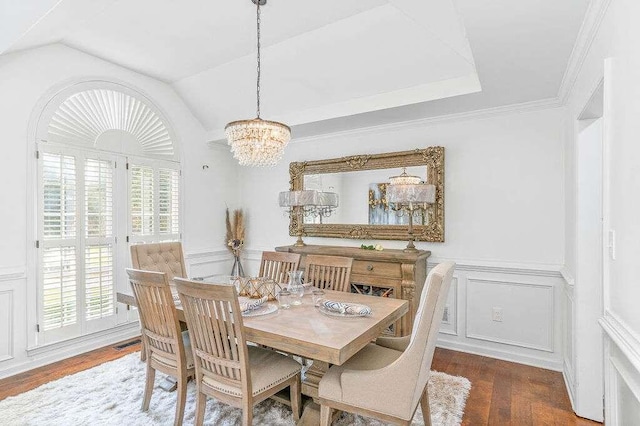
left=117, top=287, right=408, bottom=424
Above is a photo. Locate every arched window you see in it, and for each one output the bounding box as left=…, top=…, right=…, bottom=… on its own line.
left=35, top=82, right=180, bottom=344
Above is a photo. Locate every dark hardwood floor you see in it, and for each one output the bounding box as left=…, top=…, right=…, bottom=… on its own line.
left=0, top=339, right=601, bottom=425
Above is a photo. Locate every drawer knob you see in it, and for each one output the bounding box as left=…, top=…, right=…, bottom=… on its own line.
left=367, top=265, right=374, bottom=271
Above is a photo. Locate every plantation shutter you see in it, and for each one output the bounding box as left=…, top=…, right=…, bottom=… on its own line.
left=39, top=151, right=118, bottom=343
left=129, top=160, right=180, bottom=244
left=159, top=168, right=180, bottom=238
left=40, top=153, right=79, bottom=337
left=84, top=158, right=115, bottom=321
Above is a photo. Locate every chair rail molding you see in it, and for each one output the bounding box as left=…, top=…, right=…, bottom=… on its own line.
left=0, top=266, right=26, bottom=282
left=600, top=311, right=640, bottom=374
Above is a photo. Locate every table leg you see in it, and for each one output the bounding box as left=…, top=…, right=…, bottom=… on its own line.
left=302, top=360, right=328, bottom=398
left=297, top=360, right=330, bottom=425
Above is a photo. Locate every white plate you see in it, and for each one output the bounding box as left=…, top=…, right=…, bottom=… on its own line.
left=318, top=306, right=371, bottom=318
left=242, top=304, right=278, bottom=317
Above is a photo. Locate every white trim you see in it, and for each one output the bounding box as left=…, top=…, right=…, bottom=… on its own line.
left=185, top=250, right=232, bottom=267
left=0, top=322, right=140, bottom=380
left=245, top=248, right=564, bottom=278
left=428, top=257, right=562, bottom=278
left=438, top=276, right=458, bottom=336
left=184, top=249, right=230, bottom=260
left=560, top=267, right=576, bottom=286
left=0, top=290, right=14, bottom=362
left=609, top=356, right=640, bottom=417
left=557, top=0, right=613, bottom=104
left=563, top=358, right=577, bottom=409
left=600, top=311, right=640, bottom=375
left=465, top=277, right=555, bottom=353
left=436, top=337, right=563, bottom=372
left=207, top=98, right=563, bottom=146
left=0, top=266, right=26, bottom=282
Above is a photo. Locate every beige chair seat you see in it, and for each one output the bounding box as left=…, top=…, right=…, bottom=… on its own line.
left=150, top=331, right=195, bottom=370
left=203, top=345, right=301, bottom=397
left=318, top=262, right=456, bottom=426
left=319, top=343, right=403, bottom=404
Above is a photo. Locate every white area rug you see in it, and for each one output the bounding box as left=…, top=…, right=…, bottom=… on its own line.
left=0, top=353, right=470, bottom=426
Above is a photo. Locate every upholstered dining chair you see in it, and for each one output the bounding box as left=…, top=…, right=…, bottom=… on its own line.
left=317, top=262, right=456, bottom=426
left=130, top=242, right=187, bottom=362
left=303, top=254, right=353, bottom=292
left=258, top=251, right=301, bottom=284
left=174, top=277, right=302, bottom=426
left=130, top=242, right=187, bottom=283
left=126, top=269, right=195, bottom=426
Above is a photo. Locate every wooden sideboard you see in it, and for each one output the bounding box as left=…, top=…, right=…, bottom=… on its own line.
left=275, top=245, right=431, bottom=336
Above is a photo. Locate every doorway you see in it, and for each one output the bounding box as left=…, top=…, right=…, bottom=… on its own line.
left=573, top=81, right=604, bottom=421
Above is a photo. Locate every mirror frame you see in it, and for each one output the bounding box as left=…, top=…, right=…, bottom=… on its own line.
left=288, top=147, right=445, bottom=242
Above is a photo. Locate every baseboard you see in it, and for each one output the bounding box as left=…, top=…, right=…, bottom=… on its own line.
left=562, top=358, right=576, bottom=410
left=436, top=337, right=563, bottom=372
left=0, top=323, right=140, bottom=380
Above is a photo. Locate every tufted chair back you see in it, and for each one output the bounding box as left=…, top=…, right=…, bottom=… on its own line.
left=130, top=242, right=187, bottom=283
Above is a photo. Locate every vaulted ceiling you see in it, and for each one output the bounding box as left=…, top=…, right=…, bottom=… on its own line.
left=1, top=0, right=590, bottom=141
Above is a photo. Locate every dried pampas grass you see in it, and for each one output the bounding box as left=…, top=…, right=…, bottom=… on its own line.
left=225, top=208, right=245, bottom=254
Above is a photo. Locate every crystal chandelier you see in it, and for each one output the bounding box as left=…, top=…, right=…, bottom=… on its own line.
left=225, top=0, right=291, bottom=167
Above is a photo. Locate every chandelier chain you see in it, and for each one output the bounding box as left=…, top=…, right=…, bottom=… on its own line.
left=256, top=1, right=261, bottom=118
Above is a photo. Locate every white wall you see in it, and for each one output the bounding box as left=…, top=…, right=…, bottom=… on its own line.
left=563, top=0, right=640, bottom=422
left=0, top=44, right=238, bottom=378
left=239, top=107, right=566, bottom=369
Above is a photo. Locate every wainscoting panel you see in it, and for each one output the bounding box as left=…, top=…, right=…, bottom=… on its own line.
left=601, top=311, right=640, bottom=424
left=433, top=261, right=563, bottom=371
left=466, top=278, right=554, bottom=352
left=439, top=276, right=458, bottom=336
left=0, top=289, right=14, bottom=362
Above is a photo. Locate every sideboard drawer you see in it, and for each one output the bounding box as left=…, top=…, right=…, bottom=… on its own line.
left=352, top=260, right=402, bottom=279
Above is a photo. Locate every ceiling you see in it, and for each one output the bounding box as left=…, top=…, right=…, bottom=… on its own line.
left=2, top=0, right=590, bottom=141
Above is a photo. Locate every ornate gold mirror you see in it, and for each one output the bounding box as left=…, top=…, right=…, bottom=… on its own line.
left=287, top=147, right=444, bottom=242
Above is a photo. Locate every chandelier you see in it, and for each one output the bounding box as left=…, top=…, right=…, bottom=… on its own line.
left=387, top=168, right=435, bottom=252
left=225, top=0, right=291, bottom=167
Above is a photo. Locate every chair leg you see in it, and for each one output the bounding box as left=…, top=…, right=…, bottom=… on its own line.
left=242, top=405, right=253, bottom=426
left=142, top=363, right=156, bottom=411
left=140, top=339, right=147, bottom=362
left=320, top=405, right=333, bottom=426
left=420, top=387, right=432, bottom=426
left=174, top=376, right=187, bottom=426
left=290, top=375, right=301, bottom=421
left=194, top=391, right=207, bottom=426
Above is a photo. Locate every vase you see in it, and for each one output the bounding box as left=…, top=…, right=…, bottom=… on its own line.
left=230, top=254, right=245, bottom=278
left=286, top=271, right=305, bottom=305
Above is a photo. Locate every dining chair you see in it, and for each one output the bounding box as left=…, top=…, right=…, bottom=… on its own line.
left=126, top=268, right=195, bottom=426
left=258, top=251, right=301, bottom=284
left=174, top=277, right=302, bottom=426
left=130, top=242, right=187, bottom=283
left=304, top=254, right=353, bottom=292
left=317, top=262, right=456, bottom=426
left=130, top=242, right=188, bottom=361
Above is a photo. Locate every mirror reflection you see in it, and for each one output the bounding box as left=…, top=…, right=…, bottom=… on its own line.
left=302, top=166, right=428, bottom=225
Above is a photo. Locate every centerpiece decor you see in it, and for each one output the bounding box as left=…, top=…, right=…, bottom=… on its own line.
left=225, top=208, right=245, bottom=277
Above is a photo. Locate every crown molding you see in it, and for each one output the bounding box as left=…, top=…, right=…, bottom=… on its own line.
left=207, top=97, right=563, bottom=147
left=557, top=0, right=612, bottom=104
left=206, top=0, right=607, bottom=147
